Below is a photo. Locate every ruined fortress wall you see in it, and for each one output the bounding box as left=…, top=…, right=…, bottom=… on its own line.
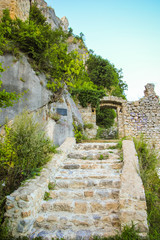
left=123, top=84, right=160, bottom=147
left=0, top=0, right=30, bottom=21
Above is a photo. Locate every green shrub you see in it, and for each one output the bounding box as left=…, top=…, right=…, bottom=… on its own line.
left=8, top=111, right=55, bottom=177
left=134, top=136, right=160, bottom=239
left=49, top=112, right=61, bottom=122
left=71, top=88, right=106, bottom=108
left=43, top=192, right=52, bottom=201
left=48, top=182, right=56, bottom=190
left=96, top=108, right=116, bottom=129
left=99, top=154, right=104, bottom=160
left=93, top=223, right=145, bottom=239
left=73, top=122, right=83, bottom=143
left=0, top=111, right=56, bottom=238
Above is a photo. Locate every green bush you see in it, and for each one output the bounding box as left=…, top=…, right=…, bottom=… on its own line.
left=96, top=108, right=116, bottom=129
left=0, top=111, right=56, bottom=238
left=73, top=122, right=83, bottom=143
left=93, top=223, right=145, bottom=240
left=134, top=136, right=160, bottom=239
left=71, top=88, right=106, bottom=108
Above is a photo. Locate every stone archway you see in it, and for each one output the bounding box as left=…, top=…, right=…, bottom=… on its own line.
left=100, top=96, right=126, bottom=138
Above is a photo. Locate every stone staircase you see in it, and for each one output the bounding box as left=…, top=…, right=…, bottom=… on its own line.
left=32, top=142, right=123, bottom=239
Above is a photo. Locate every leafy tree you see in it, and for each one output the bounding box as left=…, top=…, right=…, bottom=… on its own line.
left=86, top=54, right=127, bottom=98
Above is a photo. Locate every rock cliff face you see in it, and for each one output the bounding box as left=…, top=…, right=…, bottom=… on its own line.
left=0, top=0, right=69, bottom=30
left=0, top=0, right=30, bottom=21
left=0, top=54, right=83, bottom=146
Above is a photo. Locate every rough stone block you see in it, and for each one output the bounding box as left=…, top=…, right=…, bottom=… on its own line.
left=21, top=210, right=31, bottom=218
left=84, top=191, right=94, bottom=197
left=74, top=202, right=87, bottom=214
left=105, top=201, right=119, bottom=212
left=53, top=201, right=73, bottom=212
left=90, top=202, right=104, bottom=212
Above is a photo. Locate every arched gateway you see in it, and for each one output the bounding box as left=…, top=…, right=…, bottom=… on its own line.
left=100, top=96, right=126, bottom=138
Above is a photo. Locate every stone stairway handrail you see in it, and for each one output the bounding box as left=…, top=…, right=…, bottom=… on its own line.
left=120, top=140, right=148, bottom=237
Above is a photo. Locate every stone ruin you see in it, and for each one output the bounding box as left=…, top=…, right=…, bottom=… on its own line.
left=79, top=83, right=160, bottom=148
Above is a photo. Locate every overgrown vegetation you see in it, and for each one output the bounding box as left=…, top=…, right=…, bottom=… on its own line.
left=0, top=111, right=56, bottom=238
left=96, top=127, right=118, bottom=140
left=93, top=223, right=145, bottom=240
left=134, top=136, right=160, bottom=240
left=96, top=108, right=117, bottom=129
left=86, top=54, right=127, bottom=98
left=0, top=5, right=87, bottom=94
left=0, top=4, right=128, bottom=133
left=73, top=122, right=83, bottom=143
left=43, top=192, right=52, bottom=201
left=71, top=88, right=106, bottom=108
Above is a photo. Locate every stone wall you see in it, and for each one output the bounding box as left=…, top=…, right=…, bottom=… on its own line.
left=77, top=104, right=98, bottom=138
left=123, top=84, right=160, bottom=148
left=98, top=84, right=160, bottom=148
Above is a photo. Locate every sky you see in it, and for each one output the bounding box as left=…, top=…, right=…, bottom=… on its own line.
left=46, top=0, right=160, bottom=101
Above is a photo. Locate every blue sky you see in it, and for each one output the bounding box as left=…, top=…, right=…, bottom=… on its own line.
left=46, top=0, right=160, bottom=101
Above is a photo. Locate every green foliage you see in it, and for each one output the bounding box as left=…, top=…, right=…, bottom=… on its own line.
left=0, top=7, right=87, bottom=93
left=96, top=108, right=116, bottom=128
left=43, top=192, right=52, bottom=201
left=84, top=123, right=94, bottom=129
left=96, top=127, right=118, bottom=140
left=134, top=136, right=160, bottom=239
left=73, top=122, right=83, bottom=143
left=49, top=112, right=61, bottom=122
left=0, top=111, right=56, bottom=237
left=48, top=182, right=56, bottom=190
left=86, top=54, right=127, bottom=98
left=71, top=88, right=106, bottom=108
left=93, top=223, right=145, bottom=239
left=99, top=154, right=104, bottom=160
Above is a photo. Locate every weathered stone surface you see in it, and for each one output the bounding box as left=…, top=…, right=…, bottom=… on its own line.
left=0, top=54, right=82, bottom=146
left=0, top=54, right=52, bottom=126
left=74, top=202, right=87, bottom=214
left=5, top=141, right=148, bottom=239
left=120, top=140, right=148, bottom=235
left=84, top=191, right=94, bottom=198
left=0, top=0, right=30, bottom=21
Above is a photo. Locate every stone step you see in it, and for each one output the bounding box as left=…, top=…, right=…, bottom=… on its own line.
left=75, top=142, right=119, bottom=151
left=55, top=170, right=121, bottom=180
left=64, top=158, right=121, bottom=164
left=41, top=199, right=119, bottom=214
left=62, top=162, right=123, bottom=170
left=67, top=151, right=120, bottom=160
left=49, top=188, right=120, bottom=200
left=32, top=224, right=120, bottom=240
left=34, top=212, right=120, bottom=231
left=55, top=178, right=121, bottom=189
